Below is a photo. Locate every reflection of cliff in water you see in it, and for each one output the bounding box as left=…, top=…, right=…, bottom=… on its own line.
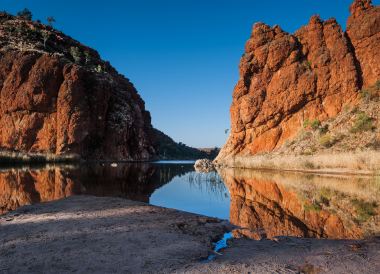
left=218, top=168, right=380, bottom=240
left=0, top=163, right=194, bottom=214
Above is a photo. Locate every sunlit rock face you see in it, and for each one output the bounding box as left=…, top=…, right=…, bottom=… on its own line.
left=0, top=13, right=155, bottom=161
left=0, top=164, right=192, bottom=214
left=217, top=0, right=380, bottom=160
left=219, top=168, right=380, bottom=239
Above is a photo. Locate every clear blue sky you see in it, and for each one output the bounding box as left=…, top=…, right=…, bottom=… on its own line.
left=2, top=0, right=378, bottom=147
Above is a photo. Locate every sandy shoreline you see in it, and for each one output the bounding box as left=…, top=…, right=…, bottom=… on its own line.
left=214, top=151, right=380, bottom=176
left=1, top=196, right=379, bottom=273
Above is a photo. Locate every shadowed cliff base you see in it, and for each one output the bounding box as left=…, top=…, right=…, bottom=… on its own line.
left=0, top=150, right=80, bottom=165
left=1, top=195, right=379, bottom=273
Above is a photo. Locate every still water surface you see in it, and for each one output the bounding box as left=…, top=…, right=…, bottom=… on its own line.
left=1, top=162, right=379, bottom=240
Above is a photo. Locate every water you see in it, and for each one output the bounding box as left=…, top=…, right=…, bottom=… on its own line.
left=1, top=162, right=379, bottom=240
left=204, top=232, right=234, bottom=261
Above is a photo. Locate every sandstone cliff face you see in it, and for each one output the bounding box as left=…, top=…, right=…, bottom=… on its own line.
left=0, top=14, right=155, bottom=161
left=217, top=0, right=380, bottom=160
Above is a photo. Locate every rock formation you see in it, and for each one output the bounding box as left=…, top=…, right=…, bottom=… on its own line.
left=217, top=0, right=380, bottom=160
left=194, top=159, right=215, bottom=173
left=218, top=168, right=380, bottom=239
left=0, top=163, right=193, bottom=214
left=0, top=13, right=155, bottom=161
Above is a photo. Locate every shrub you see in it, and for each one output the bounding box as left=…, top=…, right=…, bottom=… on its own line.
left=47, top=16, right=56, bottom=27
left=41, top=30, right=50, bottom=48
left=17, top=8, right=32, bottom=21
left=318, top=124, right=329, bottom=135
left=299, top=130, right=313, bottom=140
left=351, top=106, right=359, bottom=114
left=303, top=119, right=320, bottom=130
left=303, top=161, right=315, bottom=169
left=310, top=119, right=321, bottom=130
left=350, top=112, right=374, bottom=133
left=70, top=47, right=83, bottom=64
left=84, top=50, right=91, bottom=64
left=303, top=119, right=310, bottom=128
left=95, top=64, right=103, bottom=73
left=319, top=134, right=334, bottom=148
left=351, top=199, right=377, bottom=223
left=304, top=202, right=322, bottom=212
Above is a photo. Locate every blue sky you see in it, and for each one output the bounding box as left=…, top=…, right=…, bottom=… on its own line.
left=2, top=0, right=378, bottom=147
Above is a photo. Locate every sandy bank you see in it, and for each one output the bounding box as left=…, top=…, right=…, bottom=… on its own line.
left=1, top=196, right=379, bottom=273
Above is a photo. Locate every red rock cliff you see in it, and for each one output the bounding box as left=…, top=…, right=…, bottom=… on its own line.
left=0, top=13, right=155, bottom=161
left=217, top=0, right=380, bottom=160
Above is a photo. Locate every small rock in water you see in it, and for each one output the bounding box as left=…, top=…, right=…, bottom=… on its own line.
left=194, top=159, right=215, bottom=173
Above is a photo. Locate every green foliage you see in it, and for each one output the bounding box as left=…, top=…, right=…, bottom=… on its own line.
left=318, top=124, right=329, bottom=135
left=311, top=119, right=321, bottom=130
left=350, top=112, right=374, bottom=133
left=351, top=199, right=377, bottom=223
left=70, top=46, right=83, bottom=64
left=303, top=119, right=321, bottom=130
left=95, top=64, right=103, bottom=73
left=11, top=21, right=41, bottom=41
left=304, top=202, right=322, bottom=212
left=17, top=8, right=32, bottom=21
left=84, top=50, right=91, bottom=64
left=301, top=147, right=316, bottom=156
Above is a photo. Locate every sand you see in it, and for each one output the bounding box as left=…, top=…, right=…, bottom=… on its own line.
left=1, top=196, right=379, bottom=273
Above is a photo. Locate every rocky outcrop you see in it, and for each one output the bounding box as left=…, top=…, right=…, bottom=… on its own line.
left=194, top=159, right=215, bottom=173
left=217, top=0, right=380, bottom=160
left=0, top=13, right=155, bottom=161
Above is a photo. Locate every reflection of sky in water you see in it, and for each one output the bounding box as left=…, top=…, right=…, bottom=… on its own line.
left=150, top=171, right=230, bottom=220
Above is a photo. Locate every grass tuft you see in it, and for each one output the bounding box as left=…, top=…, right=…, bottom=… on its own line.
left=350, top=112, right=374, bottom=133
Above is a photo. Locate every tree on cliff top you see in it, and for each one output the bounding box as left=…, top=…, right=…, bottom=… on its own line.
left=17, top=8, right=32, bottom=21
left=47, top=16, right=55, bottom=27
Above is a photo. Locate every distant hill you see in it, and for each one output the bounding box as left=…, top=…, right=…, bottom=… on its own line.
left=151, top=129, right=219, bottom=160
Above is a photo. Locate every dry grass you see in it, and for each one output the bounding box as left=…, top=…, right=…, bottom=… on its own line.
left=0, top=150, right=80, bottom=164
left=217, top=151, right=380, bottom=175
